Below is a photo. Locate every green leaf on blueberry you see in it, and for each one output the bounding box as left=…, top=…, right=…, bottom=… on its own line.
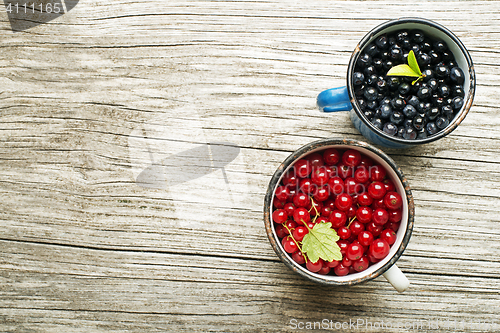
left=301, top=222, right=342, bottom=263
left=387, top=50, right=424, bottom=85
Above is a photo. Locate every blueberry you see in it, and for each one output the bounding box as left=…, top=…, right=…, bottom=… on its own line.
left=382, top=60, right=394, bottom=71
left=380, top=97, right=392, bottom=106
left=435, top=64, right=450, bottom=78
left=413, top=116, right=426, bottom=131
left=391, top=97, right=406, bottom=111
left=417, top=102, right=432, bottom=114
left=437, top=85, right=450, bottom=98
left=434, top=40, right=448, bottom=53
left=363, top=110, right=374, bottom=120
left=366, top=74, right=379, bottom=86
left=426, top=122, right=439, bottom=135
left=365, top=44, right=379, bottom=57
left=411, top=44, right=420, bottom=54
left=426, top=107, right=440, bottom=121
left=396, top=126, right=405, bottom=138
left=428, top=50, right=441, bottom=64
left=452, top=96, right=464, bottom=110
left=357, top=98, right=367, bottom=110
left=417, top=129, right=428, bottom=139
left=372, top=117, right=384, bottom=130
left=422, top=69, right=434, bottom=81
left=357, top=53, right=372, bottom=67
left=403, top=118, right=414, bottom=129
left=418, top=52, right=431, bottom=67
left=380, top=104, right=392, bottom=119
left=387, top=77, right=400, bottom=91
left=383, top=122, right=398, bottom=136
left=402, top=104, right=417, bottom=118
left=442, top=51, right=453, bottom=61
left=403, top=127, right=417, bottom=140
left=451, top=85, right=465, bottom=97
left=381, top=51, right=390, bottom=60
left=427, top=78, right=439, bottom=91
left=389, top=46, right=403, bottom=61
left=450, top=67, right=465, bottom=84
left=398, top=83, right=411, bottom=95
left=364, top=87, right=378, bottom=101
left=396, top=31, right=409, bottom=42
left=376, top=78, right=388, bottom=92
left=364, top=65, right=376, bottom=77
left=373, top=58, right=383, bottom=71
left=436, top=116, right=450, bottom=129
left=375, top=34, right=389, bottom=49
left=353, top=72, right=365, bottom=85
left=420, top=40, right=432, bottom=52
left=417, top=86, right=431, bottom=100
left=411, top=30, right=425, bottom=43
left=407, top=95, right=420, bottom=108
left=366, top=100, right=378, bottom=111
left=390, top=111, right=404, bottom=125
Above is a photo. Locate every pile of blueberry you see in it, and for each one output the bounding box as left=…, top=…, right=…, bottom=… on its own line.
left=353, top=29, right=466, bottom=140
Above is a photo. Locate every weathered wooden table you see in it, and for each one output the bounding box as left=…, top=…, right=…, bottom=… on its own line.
left=1, top=1, right=499, bottom=332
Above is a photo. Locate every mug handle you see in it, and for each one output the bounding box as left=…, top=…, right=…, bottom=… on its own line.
left=317, top=86, right=353, bottom=112
left=382, top=265, right=410, bottom=292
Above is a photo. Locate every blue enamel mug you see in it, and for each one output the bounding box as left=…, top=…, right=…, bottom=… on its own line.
left=317, top=18, right=475, bottom=149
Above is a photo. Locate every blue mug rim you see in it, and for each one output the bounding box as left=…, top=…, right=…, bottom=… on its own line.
left=346, top=17, right=476, bottom=146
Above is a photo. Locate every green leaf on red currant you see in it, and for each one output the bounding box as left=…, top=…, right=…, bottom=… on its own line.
left=301, top=222, right=342, bottom=263
left=386, top=50, right=423, bottom=85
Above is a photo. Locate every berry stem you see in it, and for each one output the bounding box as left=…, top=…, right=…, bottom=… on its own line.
left=283, top=223, right=308, bottom=263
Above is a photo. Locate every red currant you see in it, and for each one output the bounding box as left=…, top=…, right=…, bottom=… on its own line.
left=272, top=209, right=288, bottom=224
left=369, top=165, right=387, bottom=181
left=320, top=204, right=333, bottom=217
left=282, top=236, right=298, bottom=253
left=349, top=221, right=365, bottom=236
left=329, top=210, right=347, bottom=228
left=323, top=148, right=340, bottom=166
left=342, top=149, right=362, bottom=167
left=283, top=202, right=295, bottom=216
left=384, top=191, right=403, bottom=210
left=273, top=198, right=286, bottom=209
left=292, top=192, right=309, bottom=208
left=325, top=259, right=340, bottom=268
left=367, top=181, right=387, bottom=200
left=306, top=258, right=323, bottom=273
left=346, top=242, right=364, bottom=261
left=369, top=239, right=390, bottom=259
left=335, top=193, right=353, bottom=211
left=292, top=251, right=306, bottom=265
left=299, top=178, right=316, bottom=195
left=360, top=156, right=374, bottom=167
left=372, top=208, right=389, bottom=226
left=318, top=265, right=331, bottom=275
left=306, top=152, right=325, bottom=168
left=293, top=207, right=311, bottom=225
left=275, top=224, right=288, bottom=238
left=358, top=231, right=374, bottom=247
left=334, top=263, right=349, bottom=276
left=282, top=170, right=298, bottom=187
left=342, top=257, right=352, bottom=267
left=295, top=159, right=311, bottom=178
left=311, top=166, right=330, bottom=186
left=292, top=226, right=309, bottom=242
left=383, top=179, right=396, bottom=192
left=344, top=177, right=363, bottom=195
left=387, top=222, right=400, bottom=232
left=357, top=192, right=373, bottom=206
left=275, top=185, right=291, bottom=202
left=285, top=220, right=297, bottom=231
left=356, top=206, right=373, bottom=224
left=337, top=164, right=353, bottom=179
left=353, top=256, right=370, bottom=272
left=367, top=221, right=383, bottom=237
left=346, top=205, right=357, bottom=218
left=337, top=240, right=350, bottom=256
left=380, top=229, right=397, bottom=245
left=313, top=186, right=330, bottom=202
left=371, top=198, right=386, bottom=209
left=328, top=176, right=345, bottom=196
left=354, top=167, right=370, bottom=183
left=388, top=209, right=402, bottom=223
left=337, top=226, right=351, bottom=240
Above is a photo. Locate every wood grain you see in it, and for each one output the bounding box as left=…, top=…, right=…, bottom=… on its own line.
left=1, top=1, right=500, bottom=332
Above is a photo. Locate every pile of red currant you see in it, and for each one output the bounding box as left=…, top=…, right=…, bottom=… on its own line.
left=272, top=148, right=403, bottom=276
